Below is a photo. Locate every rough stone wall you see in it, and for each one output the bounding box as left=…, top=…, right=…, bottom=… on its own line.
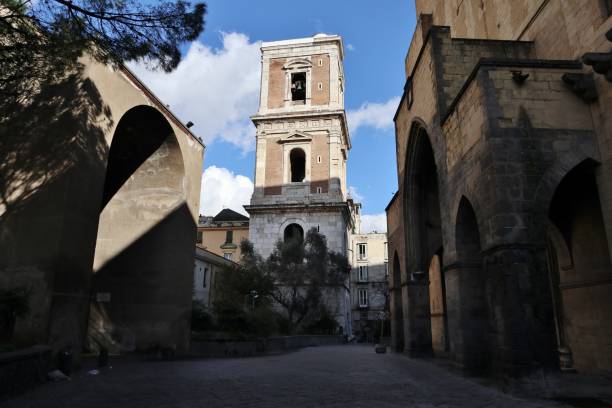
left=391, top=3, right=612, bottom=373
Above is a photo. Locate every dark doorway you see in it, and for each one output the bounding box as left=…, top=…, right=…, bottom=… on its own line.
left=449, top=197, right=489, bottom=372
left=547, top=160, right=612, bottom=373
left=284, top=223, right=304, bottom=244
left=392, top=252, right=404, bottom=352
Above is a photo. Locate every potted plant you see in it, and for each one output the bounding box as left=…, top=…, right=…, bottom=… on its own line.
left=0, top=286, right=31, bottom=344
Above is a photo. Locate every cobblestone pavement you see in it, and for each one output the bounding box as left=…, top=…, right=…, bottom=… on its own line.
left=2, top=345, right=576, bottom=408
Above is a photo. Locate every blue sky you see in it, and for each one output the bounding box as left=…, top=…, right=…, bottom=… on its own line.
left=131, top=1, right=417, bottom=232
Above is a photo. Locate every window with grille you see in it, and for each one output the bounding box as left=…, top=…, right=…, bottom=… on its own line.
left=358, top=289, right=368, bottom=308
left=223, top=253, right=233, bottom=260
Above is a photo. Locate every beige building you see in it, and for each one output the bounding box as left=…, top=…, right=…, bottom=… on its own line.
left=197, top=209, right=249, bottom=262
left=387, top=0, right=612, bottom=375
left=245, top=34, right=355, bottom=332
left=349, top=210, right=389, bottom=341
left=1, top=55, right=204, bottom=355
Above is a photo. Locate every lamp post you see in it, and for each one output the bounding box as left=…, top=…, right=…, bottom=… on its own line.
left=249, top=290, right=259, bottom=312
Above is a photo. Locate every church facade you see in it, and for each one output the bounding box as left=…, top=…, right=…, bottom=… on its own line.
left=245, top=34, right=355, bottom=333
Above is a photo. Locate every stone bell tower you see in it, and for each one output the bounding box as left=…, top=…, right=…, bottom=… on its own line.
left=245, top=34, right=354, bottom=333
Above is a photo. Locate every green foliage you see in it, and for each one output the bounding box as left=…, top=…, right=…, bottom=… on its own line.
left=191, top=300, right=215, bottom=332
left=1, top=0, right=206, bottom=105
left=0, top=286, right=31, bottom=343
left=301, top=306, right=339, bottom=335
left=267, top=228, right=351, bottom=334
left=0, top=286, right=31, bottom=319
left=212, top=240, right=276, bottom=337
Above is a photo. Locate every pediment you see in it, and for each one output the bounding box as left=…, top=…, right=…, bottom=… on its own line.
left=277, top=131, right=312, bottom=144
left=283, top=58, right=312, bottom=70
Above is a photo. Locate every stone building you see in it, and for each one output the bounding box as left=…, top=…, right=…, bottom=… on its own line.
left=197, top=208, right=249, bottom=261
left=193, top=247, right=237, bottom=309
left=245, top=34, right=355, bottom=332
left=0, top=56, right=204, bottom=355
left=387, top=1, right=612, bottom=376
left=349, top=218, right=389, bottom=342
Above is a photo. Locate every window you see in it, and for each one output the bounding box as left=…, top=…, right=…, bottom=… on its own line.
left=202, top=267, right=208, bottom=287
left=223, top=253, right=233, bottom=260
left=284, top=223, right=304, bottom=244
left=291, top=72, right=306, bottom=102
left=358, top=265, right=368, bottom=282
left=225, top=230, right=233, bottom=244
left=358, top=288, right=368, bottom=308
left=317, top=82, right=323, bottom=91
left=357, top=243, right=367, bottom=260
left=317, top=155, right=322, bottom=163
left=290, top=148, right=306, bottom=182
left=384, top=262, right=389, bottom=277
left=316, top=187, right=322, bottom=194
left=318, top=58, right=323, bottom=67
left=196, top=230, right=203, bottom=243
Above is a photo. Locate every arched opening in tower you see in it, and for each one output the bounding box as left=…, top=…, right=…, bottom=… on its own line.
left=290, top=148, right=306, bottom=183
left=284, top=223, right=304, bottom=244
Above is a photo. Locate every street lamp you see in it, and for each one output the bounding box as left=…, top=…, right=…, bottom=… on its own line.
left=249, top=290, right=259, bottom=311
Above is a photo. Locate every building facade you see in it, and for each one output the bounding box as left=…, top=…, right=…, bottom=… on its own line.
left=193, top=247, right=237, bottom=309
left=387, top=0, right=612, bottom=376
left=1, top=56, right=204, bottom=355
left=245, top=34, right=355, bottom=332
left=197, top=209, right=249, bottom=262
left=349, top=225, right=389, bottom=342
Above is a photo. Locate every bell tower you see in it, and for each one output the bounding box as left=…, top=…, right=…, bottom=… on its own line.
left=245, top=34, right=354, bottom=333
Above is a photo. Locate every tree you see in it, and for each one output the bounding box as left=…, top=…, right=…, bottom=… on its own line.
left=267, top=228, right=350, bottom=334
left=0, top=0, right=206, bottom=103
left=212, top=240, right=276, bottom=337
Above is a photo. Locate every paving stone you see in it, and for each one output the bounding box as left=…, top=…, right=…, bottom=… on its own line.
left=1, top=345, right=572, bottom=408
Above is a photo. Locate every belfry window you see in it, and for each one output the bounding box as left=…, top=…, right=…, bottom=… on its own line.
left=291, top=72, right=306, bottom=102
left=290, top=148, right=306, bottom=183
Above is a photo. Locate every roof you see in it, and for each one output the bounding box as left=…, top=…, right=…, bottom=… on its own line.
left=195, top=246, right=238, bottom=267
left=213, top=208, right=249, bottom=222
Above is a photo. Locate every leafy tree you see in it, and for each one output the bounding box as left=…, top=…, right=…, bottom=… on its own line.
left=212, top=240, right=276, bottom=337
left=267, top=228, right=350, bottom=334
left=0, top=0, right=206, bottom=103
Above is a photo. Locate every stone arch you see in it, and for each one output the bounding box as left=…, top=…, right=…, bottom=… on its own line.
left=446, top=196, right=490, bottom=372
left=391, top=251, right=404, bottom=352
left=546, top=159, right=612, bottom=373
left=401, top=121, right=442, bottom=354
left=290, top=147, right=306, bottom=183
left=284, top=223, right=304, bottom=244
left=88, top=105, right=192, bottom=353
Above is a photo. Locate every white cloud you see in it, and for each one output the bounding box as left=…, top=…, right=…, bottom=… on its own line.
left=348, top=185, right=364, bottom=203
left=347, top=96, right=401, bottom=135
left=347, top=43, right=355, bottom=51
left=128, top=32, right=261, bottom=152
left=199, top=166, right=253, bottom=216
left=360, top=213, right=387, bottom=234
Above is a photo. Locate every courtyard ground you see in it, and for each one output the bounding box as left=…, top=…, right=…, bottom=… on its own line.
left=1, top=345, right=609, bottom=408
